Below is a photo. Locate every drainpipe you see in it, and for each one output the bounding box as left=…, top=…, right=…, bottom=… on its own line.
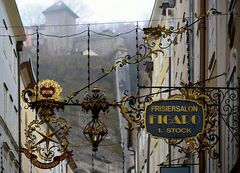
left=199, top=0, right=206, bottom=85
left=128, top=147, right=135, bottom=173
left=168, top=54, right=172, bottom=167
left=17, top=41, right=23, bottom=173
left=146, top=64, right=153, bottom=173
left=147, top=134, right=151, bottom=173
left=136, top=128, right=141, bottom=173
left=188, top=0, right=194, bottom=83
left=199, top=1, right=206, bottom=173
left=127, top=125, right=135, bottom=173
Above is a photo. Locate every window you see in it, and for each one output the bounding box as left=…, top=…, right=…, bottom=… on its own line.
left=183, top=55, right=186, bottom=64
left=228, top=12, right=235, bottom=48
left=208, top=52, right=216, bottom=77
left=13, top=55, right=17, bottom=82
left=3, top=83, right=8, bottom=120
left=166, top=67, right=169, bottom=73
left=14, top=106, right=18, bottom=140
left=177, top=22, right=180, bottom=29
left=3, top=19, right=8, bottom=30
left=14, top=165, right=18, bottom=173
left=161, top=78, right=165, bottom=85
left=8, top=44, right=14, bottom=72
left=0, top=24, right=4, bottom=51
left=2, top=19, right=9, bottom=59
left=2, top=145, right=8, bottom=172
left=8, top=95, right=13, bottom=126
left=3, top=151, right=7, bottom=171
left=9, top=156, right=13, bottom=173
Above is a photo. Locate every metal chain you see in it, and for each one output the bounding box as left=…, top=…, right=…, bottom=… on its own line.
left=136, top=22, right=140, bottom=105
left=122, top=141, right=124, bottom=173
left=30, top=162, right=32, bottom=173
left=87, top=24, right=91, bottom=91
left=0, top=146, right=3, bottom=173
left=92, top=151, right=95, bottom=172
left=36, top=26, right=40, bottom=119
left=61, top=161, right=63, bottom=173
left=183, top=13, right=191, bottom=84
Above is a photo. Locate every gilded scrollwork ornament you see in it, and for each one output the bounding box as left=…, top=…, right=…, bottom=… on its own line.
left=22, top=79, right=64, bottom=119
left=164, top=83, right=219, bottom=159
left=102, top=44, right=163, bottom=75
left=143, top=8, right=221, bottom=50
left=119, top=92, right=153, bottom=130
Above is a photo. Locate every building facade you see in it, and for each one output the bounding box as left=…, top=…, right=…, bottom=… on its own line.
left=0, top=0, right=26, bottom=172
left=145, top=0, right=240, bottom=173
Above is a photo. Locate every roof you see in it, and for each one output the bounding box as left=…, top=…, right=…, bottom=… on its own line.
left=20, top=59, right=36, bottom=88
left=42, top=1, right=79, bottom=18
left=3, top=0, right=26, bottom=41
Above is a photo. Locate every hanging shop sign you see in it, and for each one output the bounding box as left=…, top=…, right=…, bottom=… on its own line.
left=145, top=99, right=204, bottom=139
left=21, top=80, right=71, bottom=169
left=160, top=166, right=190, bottom=173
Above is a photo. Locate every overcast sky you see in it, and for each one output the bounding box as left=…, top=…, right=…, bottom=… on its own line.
left=16, top=0, right=155, bottom=25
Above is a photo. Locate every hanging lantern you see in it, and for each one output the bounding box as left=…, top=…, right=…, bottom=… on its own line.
left=82, top=86, right=110, bottom=117
left=81, top=86, right=109, bottom=151
left=83, top=118, right=108, bottom=152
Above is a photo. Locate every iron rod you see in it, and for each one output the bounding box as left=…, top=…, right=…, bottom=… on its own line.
left=139, top=85, right=238, bottom=90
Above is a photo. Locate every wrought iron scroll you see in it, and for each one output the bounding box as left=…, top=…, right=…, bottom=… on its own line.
left=102, top=44, right=163, bottom=75
left=143, top=8, right=221, bottom=50
left=205, top=87, right=240, bottom=144
left=119, top=91, right=153, bottom=130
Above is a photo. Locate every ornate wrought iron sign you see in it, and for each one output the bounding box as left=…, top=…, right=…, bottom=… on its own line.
left=145, top=100, right=204, bottom=139
left=21, top=80, right=72, bottom=169
left=119, top=85, right=224, bottom=159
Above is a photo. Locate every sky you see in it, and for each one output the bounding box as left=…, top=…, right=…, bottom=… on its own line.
left=16, top=0, right=155, bottom=25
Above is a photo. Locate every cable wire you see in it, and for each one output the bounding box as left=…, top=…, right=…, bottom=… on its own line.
left=91, top=28, right=136, bottom=37
left=0, top=13, right=233, bottom=38
left=0, top=32, right=36, bottom=37
left=0, top=28, right=139, bottom=38
left=0, top=12, right=235, bottom=29
left=39, top=30, right=88, bottom=38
